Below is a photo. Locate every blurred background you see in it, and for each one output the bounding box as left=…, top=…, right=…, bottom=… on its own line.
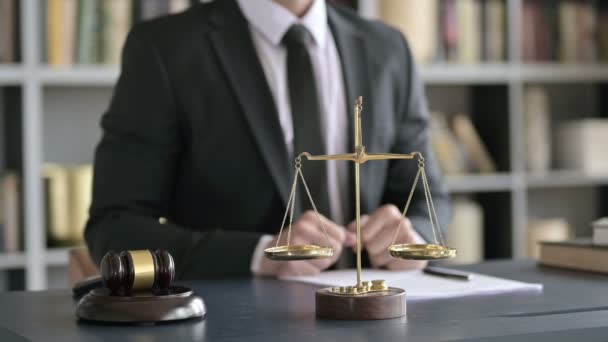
left=0, top=0, right=606, bottom=290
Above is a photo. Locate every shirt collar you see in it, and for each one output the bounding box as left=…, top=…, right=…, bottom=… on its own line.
left=236, top=0, right=328, bottom=47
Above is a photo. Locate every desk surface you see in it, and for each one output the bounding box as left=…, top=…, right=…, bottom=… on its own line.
left=0, top=260, right=607, bottom=342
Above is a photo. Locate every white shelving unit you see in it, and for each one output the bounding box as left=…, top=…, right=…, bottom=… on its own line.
left=1, top=0, right=607, bottom=289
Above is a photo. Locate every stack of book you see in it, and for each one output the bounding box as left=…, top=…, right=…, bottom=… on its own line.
left=0, top=0, right=19, bottom=64
left=555, top=119, right=608, bottom=174
left=0, top=164, right=93, bottom=252
left=43, top=164, right=93, bottom=247
left=592, top=218, right=608, bottom=246
left=538, top=218, right=608, bottom=273
left=539, top=239, right=608, bottom=273
left=378, top=0, right=506, bottom=64
left=43, top=0, right=191, bottom=67
left=430, top=112, right=497, bottom=175
left=446, top=196, right=484, bottom=264
left=523, top=0, right=608, bottom=63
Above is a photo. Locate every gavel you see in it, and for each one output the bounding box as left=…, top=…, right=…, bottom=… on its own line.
left=100, top=250, right=175, bottom=295
left=75, top=249, right=206, bottom=323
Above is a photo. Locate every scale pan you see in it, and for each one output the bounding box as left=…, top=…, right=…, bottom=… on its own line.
left=389, top=243, right=456, bottom=260
left=264, top=245, right=334, bottom=261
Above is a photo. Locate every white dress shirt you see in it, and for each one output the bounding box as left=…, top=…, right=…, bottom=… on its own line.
left=236, top=0, right=350, bottom=273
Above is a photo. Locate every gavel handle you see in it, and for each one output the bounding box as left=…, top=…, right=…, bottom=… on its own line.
left=72, top=275, right=103, bottom=299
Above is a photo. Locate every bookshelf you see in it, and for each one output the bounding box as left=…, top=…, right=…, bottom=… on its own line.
left=0, top=0, right=607, bottom=290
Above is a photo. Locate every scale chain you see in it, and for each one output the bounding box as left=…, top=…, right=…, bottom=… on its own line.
left=390, top=167, right=422, bottom=247
left=276, top=170, right=299, bottom=248
left=276, top=157, right=333, bottom=249
left=421, top=167, right=446, bottom=246
left=297, top=168, right=333, bottom=248
left=286, top=176, right=297, bottom=246
left=390, top=153, right=447, bottom=248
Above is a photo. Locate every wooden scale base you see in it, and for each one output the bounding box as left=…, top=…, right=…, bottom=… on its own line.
left=76, top=286, right=206, bottom=323
left=316, top=287, right=406, bottom=320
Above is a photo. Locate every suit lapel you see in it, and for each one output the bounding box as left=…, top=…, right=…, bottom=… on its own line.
left=328, top=6, right=376, bottom=214
left=207, top=0, right=292, bottom=206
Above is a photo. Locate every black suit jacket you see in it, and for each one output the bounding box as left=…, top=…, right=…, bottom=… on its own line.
left=85, top=0, right=450, bottom=278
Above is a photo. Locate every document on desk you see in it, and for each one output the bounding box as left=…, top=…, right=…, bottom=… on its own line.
left=281, top=269, right=542, bottom=300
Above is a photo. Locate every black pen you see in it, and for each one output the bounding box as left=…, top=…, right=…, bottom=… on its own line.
left=423, top=266, right=472, bottom=281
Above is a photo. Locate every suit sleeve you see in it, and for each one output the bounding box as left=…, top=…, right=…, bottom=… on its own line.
left=381, top=33, right=451, bottom=244
left=85, top=25, right=262, bottom=279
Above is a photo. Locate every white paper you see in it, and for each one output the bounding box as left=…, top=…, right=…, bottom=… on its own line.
left=281, top=269, right=542, bottom=301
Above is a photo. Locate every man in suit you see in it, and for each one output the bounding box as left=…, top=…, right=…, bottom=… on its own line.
left=85, top=0, right=450, bottom=278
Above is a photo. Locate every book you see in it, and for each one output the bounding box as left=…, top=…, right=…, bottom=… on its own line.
left=67, top=164, right=93, bottom=243
left=558, top=0, right=579, bottom=62
left=524, top=86, right=551, bottom=173
left=0, top=90, right=5, bottom=172
left=555, top=119, right=608, bottom=174
left=440, top=0, right=459, bottom=62
left=47, top=0, right=77, bottom=66
left=451, top=114, right=496, bottom=173
left=481, top=0, right=505, bottom=62
left=378, top=0, right=438, bottom=64
left=522, top=0, right=601, bottom=63
left=44, top=164, right=71, bottom=243
left=40, top=0, right=47, bottom=64
left=594, top=227, right=608, bottom=246
left=539, top=239, right=608, bottom=274
left=0, top=0, right=17, bottom=63
left=577, top=0, right=597, bottom=62
left=429, top=112, right=467, bottom=175
left=99, top=0, right=133, bottom=65
left=592, top=218, right=608, bottom=246
left=1, top=172, right=21, bottom=253
left=75, top=0, right=100, bottom=64
left=44, top=163, right=92, bottom=246
left=456, top=0, right=481, bottom=64
left=599, top=3, right=608, bottom=62
left=446, top=197, right=483, bottom=264
left=527, top=218, right=570, bottom=260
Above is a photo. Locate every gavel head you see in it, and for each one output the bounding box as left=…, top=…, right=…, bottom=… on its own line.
left=100, top=250, right=175, bottom=295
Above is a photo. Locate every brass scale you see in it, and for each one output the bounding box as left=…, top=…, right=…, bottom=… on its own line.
left=264, top=97, right=456, bottom=298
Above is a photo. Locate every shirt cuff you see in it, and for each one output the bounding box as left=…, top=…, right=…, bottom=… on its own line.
left=250, top=234, right=275, bottom=275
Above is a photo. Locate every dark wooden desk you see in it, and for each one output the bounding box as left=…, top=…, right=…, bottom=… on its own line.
left=0, top=260, right=607, bottom=342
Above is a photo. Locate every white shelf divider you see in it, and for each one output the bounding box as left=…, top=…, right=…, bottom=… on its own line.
left=447, top=173, right=514, bottom=193
left=421, top=64, right=514, bottom=84
left=39, top=66, right=119, bottom=86
left=45, top=248, right=70, bottom=267
left=0, top=253, right=26, bottom=270
left=0, top=65, right=25, bottom=85
left=526, top=171, right=608, bottom=188
left=520, top=64, right=608, bottom=83
left=22, top=0, right=47, bottom=290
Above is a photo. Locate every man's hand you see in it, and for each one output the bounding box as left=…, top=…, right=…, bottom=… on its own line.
left=348, top=204, right=427, bottom=270
left=255, top=211, right=356, bottom=277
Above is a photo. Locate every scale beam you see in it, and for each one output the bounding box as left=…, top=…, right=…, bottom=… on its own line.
left=298, top=96, right=423, bottom=289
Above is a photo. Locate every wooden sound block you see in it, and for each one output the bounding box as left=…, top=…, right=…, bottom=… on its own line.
left=76, top=286, right=206, bottom=324
left=316, top=287, right=406, bottom=320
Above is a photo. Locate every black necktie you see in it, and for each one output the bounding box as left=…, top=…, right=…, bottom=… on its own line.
left=282, top=24, right=330, bottom=218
